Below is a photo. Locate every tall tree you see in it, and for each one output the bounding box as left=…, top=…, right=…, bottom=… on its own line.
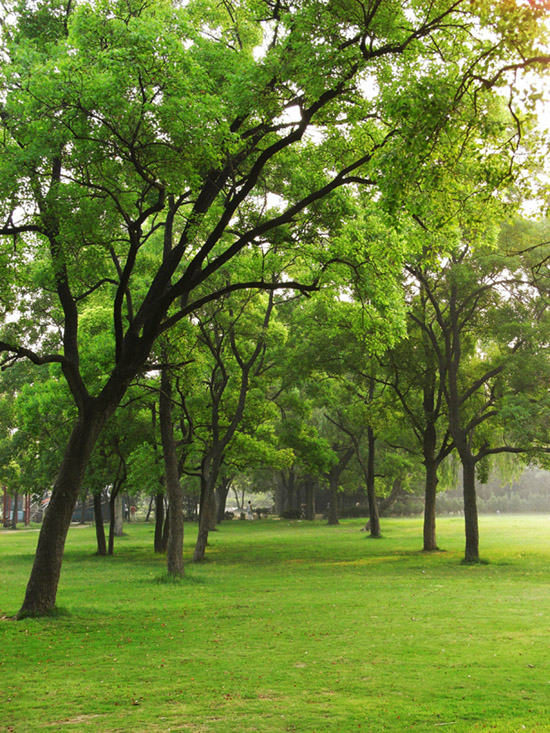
left=409, top=240, right=548, bottom=561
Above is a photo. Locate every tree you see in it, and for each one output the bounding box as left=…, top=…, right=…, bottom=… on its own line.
left=409, top=240, right=548, bottom=561
left=382, top=287, right=455, bottom=551
left=1, top=0, right=548, bottom=616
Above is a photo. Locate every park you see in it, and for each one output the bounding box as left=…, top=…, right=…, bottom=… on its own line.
left=2, top=0, right=550, bottom=728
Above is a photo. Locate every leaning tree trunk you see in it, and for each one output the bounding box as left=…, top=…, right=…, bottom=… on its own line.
left=93, top=493, right=107, bottom=556
left=462, top=453, right=480, bottom=562
left=18, top=411, right=104, bottom=618
left=159, top=369, right=184, bottom=577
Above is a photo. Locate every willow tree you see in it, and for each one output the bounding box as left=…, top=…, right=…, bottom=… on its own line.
left=0, top=0, right=548, bottom=616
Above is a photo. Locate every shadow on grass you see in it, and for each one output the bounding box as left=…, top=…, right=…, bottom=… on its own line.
left=460, top=557, right=490, bottom=566
left=153, top=572, right=206, bottom=585
left=14, top=605, right=71, bottom=621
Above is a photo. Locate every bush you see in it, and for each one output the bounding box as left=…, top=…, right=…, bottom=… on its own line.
left=224, top=511, right=235, bottom=520
left=280, top=508, right=305, bottom=520
left=255, top=507, right=270, bottom=519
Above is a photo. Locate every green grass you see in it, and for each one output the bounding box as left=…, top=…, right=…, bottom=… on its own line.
left=2, top=515, right=550, bottom=732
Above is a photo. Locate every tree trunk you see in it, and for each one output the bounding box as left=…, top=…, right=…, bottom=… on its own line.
left=80, top=490, right=87, bottom=524
left=326, top=446, right=354, bottom=526
left=145, top=494, right=154, bottom=522
left=10, top=491, right=18, bottom=530
left=423, top=458, right=439, bottom=552
left=194, top=487, right=214, bottom=561
left=216, top=477, right=232, bottom=523
left=283, top=467, right=296, bottom=511
left=108, top=488, right=118, bottom=556
left=160, top=369, right=184, bottom=577
left=161, top=506, right=169, bottom=552
left=208, top=493, right=218, bottom=531
left=304, top=477, right=316, bottom=521
left=327, top=480, right=339, bottom=525
left=93, top=493, right=107, bottom=556
left=366, top=427, right=380, bottom=538
left=114, top=494, right=123, bottom=535
left=462, top=455, right=479, bottom=562
left=154, top=493, right=165, bottom=553
left=193, top=451, right=222, bottom=561
left=18, top=411, right=104, bottom=617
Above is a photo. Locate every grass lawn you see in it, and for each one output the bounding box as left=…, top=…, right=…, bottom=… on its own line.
left=1, top=514, right=550, bottom=732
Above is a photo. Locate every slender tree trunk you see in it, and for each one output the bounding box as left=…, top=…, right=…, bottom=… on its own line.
left=326, top=447, right=353, bottom=526
left=194, top=484, right=214, bottom=561
left=93, top=494, right=107, bottom=556
left=366, top=427, right=380, bottom=538
left=327, top=479, right=339, bottom=525
left=304, top=477, right=316, bottom=521
left=145, top=495, right=154, bottom=522
left=10, top=491, right=18, bottom=530
left=216, top=477, right=232, bottom=523
left=161, top=506, right=169, bottom=552
left=80, top=490, right=87, bottom=524
left=114, top=494, right=123, bottom=534
left=462, top=455, right=479, bottom=562
left=160, top=369, right=184, bottom=577
left=193, top=451, right=222, bottom=561
left=108, top=488, right=118, bottom=556
left=154, top=492, right=165, bottom=553
left=208, top=493, right=218, bottom=531
left=423, top=458, right=439, bottom=552
left=18, top=411, right=104, bottom=617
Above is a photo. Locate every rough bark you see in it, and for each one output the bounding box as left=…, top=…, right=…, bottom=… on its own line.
left=160, top=369, right=184, bottom=577
left=17, top=411, right=104, bottom=617
left=93, top=494, right=107, bottom=556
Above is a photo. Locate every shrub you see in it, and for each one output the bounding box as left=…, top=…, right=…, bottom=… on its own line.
left=280, top=508, right=305, bottom=520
